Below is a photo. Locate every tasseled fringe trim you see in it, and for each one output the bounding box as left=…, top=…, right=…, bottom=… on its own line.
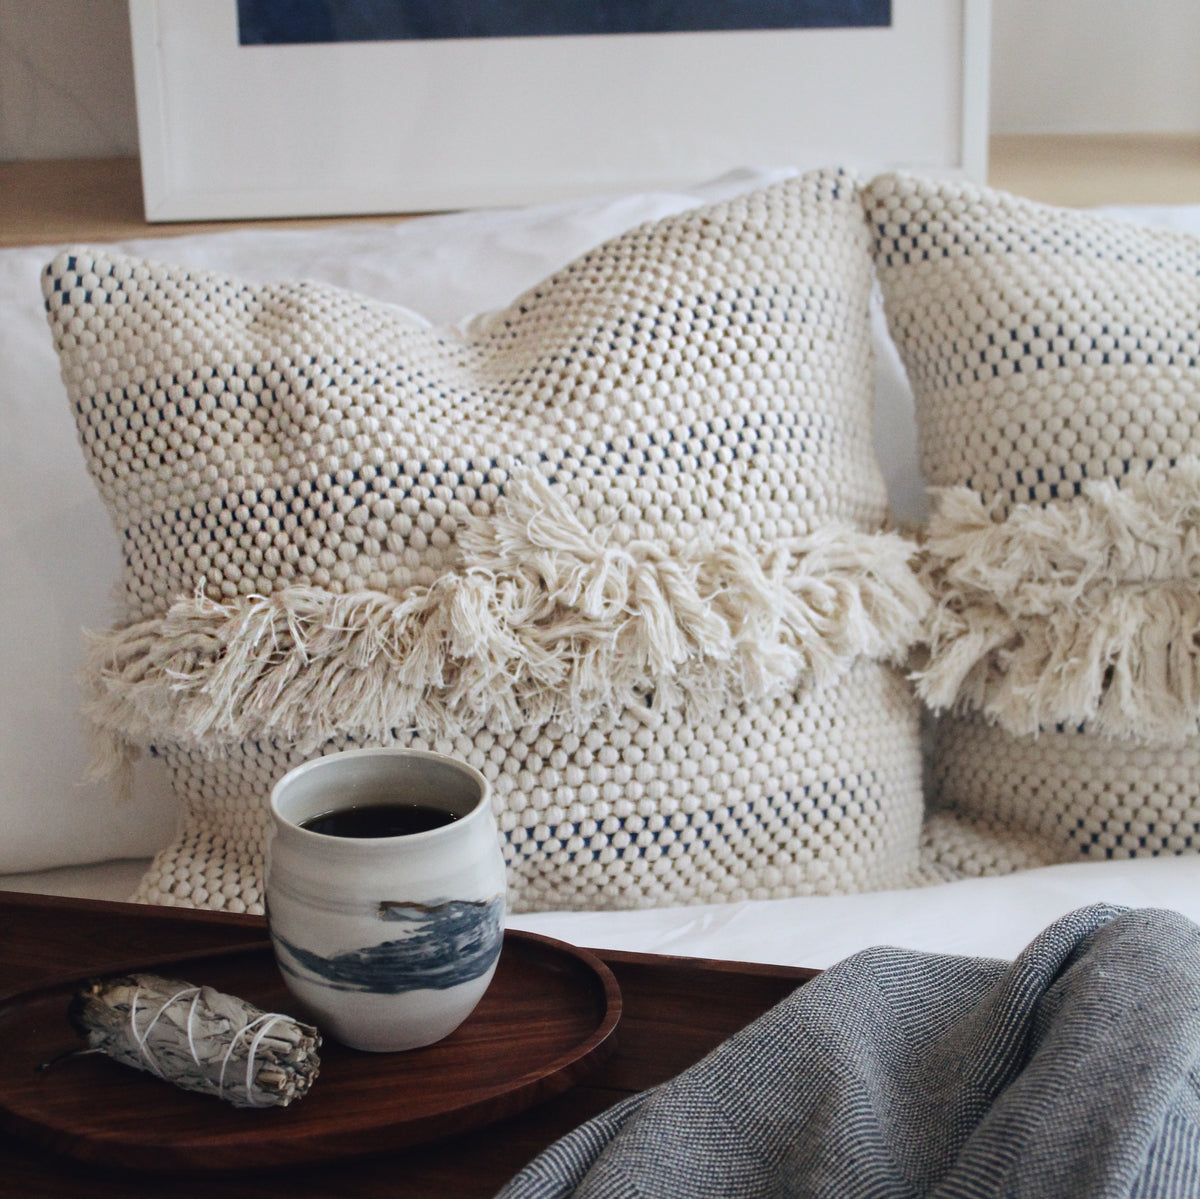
left=914, top=458, right=1200, bottom=743
left=83, top=471, right=928, bottom=770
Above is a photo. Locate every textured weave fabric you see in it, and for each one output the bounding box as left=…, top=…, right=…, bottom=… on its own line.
left=45, top=170, right=928, bottom=914
left=863, top=173, right=1200, bottom=877
left=496, top=905, right=1200, bottom=1199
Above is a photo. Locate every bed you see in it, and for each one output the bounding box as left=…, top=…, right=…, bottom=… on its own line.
left=3, top=157, right=1199, bottom=975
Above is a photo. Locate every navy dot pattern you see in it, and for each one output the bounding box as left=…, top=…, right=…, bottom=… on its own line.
left=865, top=172, right=1200, bottom=874
left=44, top=170, right=926, bottom=913
left=46, top=172, right=886, bottom=623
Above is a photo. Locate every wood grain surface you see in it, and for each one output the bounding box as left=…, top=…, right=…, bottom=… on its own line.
left=2, top=138, right=1197, bottom=252
left=0, top=893, right=817, bottom=1197
left=0, top=933, right=620, bottom=1171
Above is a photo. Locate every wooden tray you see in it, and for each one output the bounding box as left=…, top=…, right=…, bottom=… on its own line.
left=0, top=929, right=620, bottom=1172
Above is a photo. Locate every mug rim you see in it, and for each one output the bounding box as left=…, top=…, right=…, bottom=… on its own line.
left=270, top=747, right=492, bottom=844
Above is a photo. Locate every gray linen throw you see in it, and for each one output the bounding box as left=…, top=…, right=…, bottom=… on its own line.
left=495, top=905, right=1200, bottom=1198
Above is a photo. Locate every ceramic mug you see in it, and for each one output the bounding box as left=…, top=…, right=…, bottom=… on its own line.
left=266, top=748, right=507, bottom=1052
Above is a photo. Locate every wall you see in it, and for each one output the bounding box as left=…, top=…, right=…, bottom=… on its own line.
left=0, top=0, right=138, bottom=158
left=1, top=0, right=1198, bottom=161
left=989, top=0, right=1200, bottom=134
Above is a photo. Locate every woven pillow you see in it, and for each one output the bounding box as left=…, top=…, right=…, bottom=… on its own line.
left=45, top=170, right=929, bottom=914
left=863, top=172, right=1200, bottom=875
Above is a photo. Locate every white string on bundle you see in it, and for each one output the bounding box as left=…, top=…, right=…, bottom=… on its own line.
left=62, top=972, right=321, bottom=1108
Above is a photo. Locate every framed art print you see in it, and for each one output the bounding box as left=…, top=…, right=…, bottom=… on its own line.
left=129, top=0, right=991, bottom=221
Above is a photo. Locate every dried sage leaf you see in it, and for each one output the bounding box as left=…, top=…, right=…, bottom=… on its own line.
left=68, top=972, right=321, bottom=1108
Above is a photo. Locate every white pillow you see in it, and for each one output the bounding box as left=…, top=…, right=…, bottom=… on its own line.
left=0, top=172, right=798, bottom=877
left=865, top=172, right=1200, bottom=875
left=43, top=170, right=928, bottom=913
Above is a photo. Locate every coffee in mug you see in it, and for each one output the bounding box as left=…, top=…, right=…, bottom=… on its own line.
left=266, top=748, right=507, bottom=1052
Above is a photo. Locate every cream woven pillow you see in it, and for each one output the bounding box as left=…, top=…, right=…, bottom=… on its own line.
left=46, top=170, right=929, bottom=914
left=864, top=172, right=1200, bottom=875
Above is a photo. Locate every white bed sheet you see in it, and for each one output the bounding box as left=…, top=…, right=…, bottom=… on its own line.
left=4, top=854, right=1197, bottom=967
left=507, top=856, right=1200, bottom=966
left=3, top=170, right=1199, bottom=968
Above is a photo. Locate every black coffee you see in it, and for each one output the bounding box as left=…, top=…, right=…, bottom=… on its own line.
left=299, top=802, right=458, bottom=838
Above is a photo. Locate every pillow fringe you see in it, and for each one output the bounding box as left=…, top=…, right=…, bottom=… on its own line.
left=915, top=458, right=1200, bottom=743
left=82, top=471, right=928, bottom=764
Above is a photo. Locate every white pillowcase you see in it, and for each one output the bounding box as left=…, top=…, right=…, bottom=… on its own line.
left=12, top=160, right=1192, bottom=891
left=42, top=170, right=928, bottom=913
left=1, top=171, right=802, bottom=877
left=865, top=172, right=1200, bottom=875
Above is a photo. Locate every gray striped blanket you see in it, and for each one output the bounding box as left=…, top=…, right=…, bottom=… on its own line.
left=496, top=905, right=1200, bottom=1198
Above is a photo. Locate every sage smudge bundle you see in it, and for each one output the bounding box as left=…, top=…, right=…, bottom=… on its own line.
left=68, top=973, right=321, bottom=1107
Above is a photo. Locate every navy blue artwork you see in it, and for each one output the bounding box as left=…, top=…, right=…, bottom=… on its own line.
left=238, top=1, right=891, bottom=45
left=273, top=896, right=504, bottom=993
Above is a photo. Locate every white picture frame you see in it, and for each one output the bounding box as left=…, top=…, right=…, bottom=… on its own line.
left=129, top=0, right=991, bottom=222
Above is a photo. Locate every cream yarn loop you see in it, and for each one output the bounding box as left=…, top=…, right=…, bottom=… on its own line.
left=916, top=458, right=1200, bottom=744
left=84, top=470, right=928, bottom=762
left=866, top=170, right=1200, bottom=878
left=47, top=171, right=929, bottom=912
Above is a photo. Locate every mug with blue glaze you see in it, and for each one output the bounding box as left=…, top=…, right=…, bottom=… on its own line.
left=266, top=748, right=506, bottom=1052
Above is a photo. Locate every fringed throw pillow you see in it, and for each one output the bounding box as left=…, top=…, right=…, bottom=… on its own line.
left=45, top=170, right=928, bottom=914
left=864, top=172, right=1200, bottom=876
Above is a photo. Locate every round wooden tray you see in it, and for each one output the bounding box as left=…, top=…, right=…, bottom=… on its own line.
left=0, top=930, right=620, bottom=1172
